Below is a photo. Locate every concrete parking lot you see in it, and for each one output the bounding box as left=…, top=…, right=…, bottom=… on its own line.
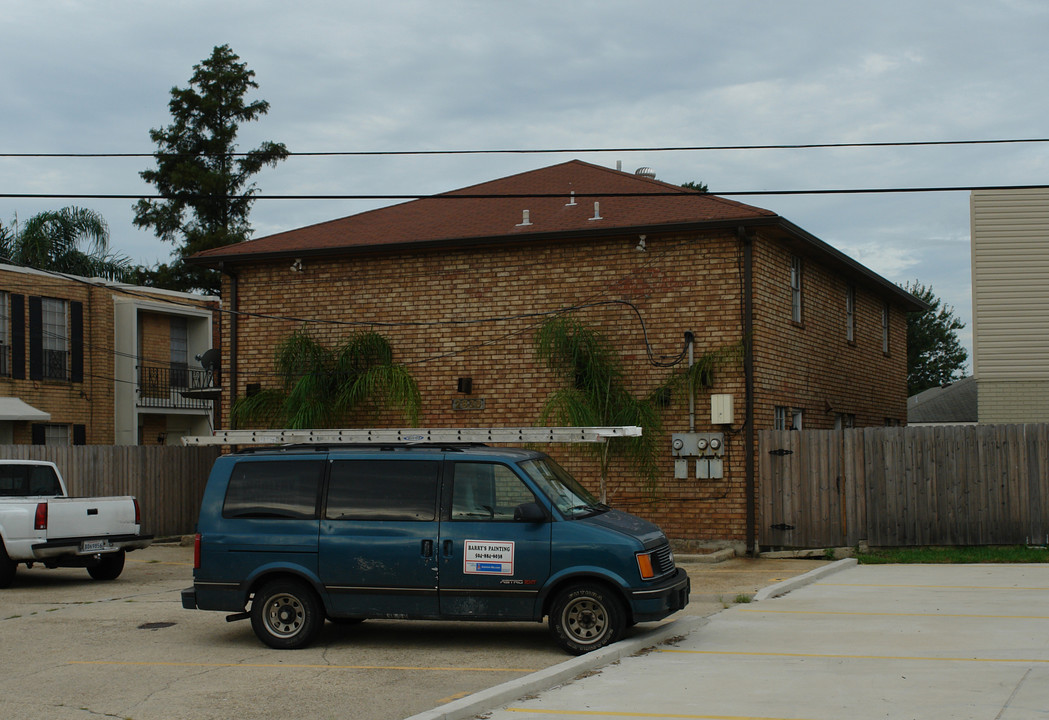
left=0, top=543, right=827, bottom=720
left=480, top=562, right=1049, bottom=720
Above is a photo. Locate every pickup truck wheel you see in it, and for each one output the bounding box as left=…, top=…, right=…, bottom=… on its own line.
left=251, top=579, right=323, bottom=650
left=87, top=550, right=125, bottom=581
left=0, top=544, right=16, bottom=588
left=549, top=583, right=626, bottom=655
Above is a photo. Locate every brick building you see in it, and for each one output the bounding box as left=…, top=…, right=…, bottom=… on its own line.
left=192, top=161, right=923, bottom=549
left=0, top=264, right=218, bottom=445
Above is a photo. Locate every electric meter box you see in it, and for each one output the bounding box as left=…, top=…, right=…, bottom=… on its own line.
left=711, top=394, right=734, bottom=425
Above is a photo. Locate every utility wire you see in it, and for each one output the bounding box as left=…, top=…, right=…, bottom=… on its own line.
left=5, top=183, right=1049, bottom=201
left=4, top=136, right=1049, bottom=158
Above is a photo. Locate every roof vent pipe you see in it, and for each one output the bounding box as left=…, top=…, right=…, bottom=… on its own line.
left=589, top=202, right=602, bottom=221
left=517, top=209, right=532, bottom=227
left=566, top=191, right=576, bottom=207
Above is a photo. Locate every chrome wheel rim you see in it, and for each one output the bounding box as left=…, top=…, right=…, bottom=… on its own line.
left=263, top=593, right=305, bottom=638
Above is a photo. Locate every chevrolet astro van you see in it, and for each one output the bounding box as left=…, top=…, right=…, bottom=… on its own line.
left=181, top=443, right=690, bottom=654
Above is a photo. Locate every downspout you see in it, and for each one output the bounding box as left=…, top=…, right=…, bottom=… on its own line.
left=739, top=226, right=757, bottom=556
left=222, top=262, right=238, bottom=430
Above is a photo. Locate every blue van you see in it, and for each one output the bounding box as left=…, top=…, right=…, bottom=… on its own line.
left=181, top=444, right=690, bottom=654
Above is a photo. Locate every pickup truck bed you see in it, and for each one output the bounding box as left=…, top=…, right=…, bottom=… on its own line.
left=0, top=460, right=152, bottom=587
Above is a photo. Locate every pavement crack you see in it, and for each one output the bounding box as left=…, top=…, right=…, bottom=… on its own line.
left=993, top=667, right=1032, bottom=720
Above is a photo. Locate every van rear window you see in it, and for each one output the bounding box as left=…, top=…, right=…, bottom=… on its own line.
left=326, top=460, right=439, bottom=521
left=223, top=460, right=325, bottom=519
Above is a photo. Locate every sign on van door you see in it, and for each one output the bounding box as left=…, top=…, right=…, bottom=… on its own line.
left=438, top=461, right=552, bottom=618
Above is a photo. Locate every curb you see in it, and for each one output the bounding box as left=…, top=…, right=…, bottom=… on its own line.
left=403, top=615, right=709, bottom=720
left=676, top=548, right=735, bottom=564
left=752, top=558, right=857, bottom=602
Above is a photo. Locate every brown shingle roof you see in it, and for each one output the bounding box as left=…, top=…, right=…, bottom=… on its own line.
left=191, top=159, right=777, bottom=263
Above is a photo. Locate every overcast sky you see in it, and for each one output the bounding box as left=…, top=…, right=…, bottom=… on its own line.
left=5, top=0, right=1049, bottom=370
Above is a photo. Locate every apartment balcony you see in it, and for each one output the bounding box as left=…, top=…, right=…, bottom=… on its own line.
left=136, top=365, right=218, bottom=410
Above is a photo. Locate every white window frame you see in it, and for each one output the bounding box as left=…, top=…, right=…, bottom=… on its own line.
left=881, top=302, right=890, bottom=354
left=846, top=285, right=855, bottom=342
left=790, top=256, right=803, bottom=323
left=0, top=292, right=8, bottom=377
left=170, top=316, right=189, bottom=388
left=774, top=406, right=804, bottom=430
left=41, top=297, right=69, bottom=381
left=44, top=424, right=70, bottom=446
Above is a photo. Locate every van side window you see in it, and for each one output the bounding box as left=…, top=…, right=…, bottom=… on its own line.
left=451, top=463, right=536, bottom=521
left=327, top=460, right=438, bottom=521
left=223, top=460, right=324, bottom=519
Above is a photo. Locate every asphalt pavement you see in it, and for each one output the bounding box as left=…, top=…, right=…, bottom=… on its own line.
left=416, top=560, right=1049, bottom=720
left=0, top=543, right=827, bottom=720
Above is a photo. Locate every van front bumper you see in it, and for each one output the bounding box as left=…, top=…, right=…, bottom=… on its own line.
left=630, top=567, right=690, bottom=622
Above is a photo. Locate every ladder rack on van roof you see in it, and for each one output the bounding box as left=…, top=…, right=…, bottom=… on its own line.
left=182, top=426, right=643, bottom=447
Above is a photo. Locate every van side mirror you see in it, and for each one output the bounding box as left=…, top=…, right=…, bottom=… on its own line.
left=513, top=502, right=547, bottom=523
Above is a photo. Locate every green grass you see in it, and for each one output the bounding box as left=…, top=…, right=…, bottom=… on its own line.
left=858, top=545, right=1049, bottom=564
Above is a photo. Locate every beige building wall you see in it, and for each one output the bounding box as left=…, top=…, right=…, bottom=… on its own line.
left=971, top=189, right=1049, bottom=423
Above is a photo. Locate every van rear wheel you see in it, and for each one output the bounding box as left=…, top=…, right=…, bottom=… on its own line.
left=251, top=579, right=323, bottom=649
left=549, top=583, right=626, bottom=655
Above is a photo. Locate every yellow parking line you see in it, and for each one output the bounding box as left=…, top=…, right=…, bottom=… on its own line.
left=819, top=583, right=1049, bottom=591
left=438, top=690, right=476, bottom=704
left=70, top=660, right=535, bottom=673
left=737, top=608, right=1049, bottom=620
left=658, top=649, right=1049, bottom=664
left=505, top=709, right=817, bottom=719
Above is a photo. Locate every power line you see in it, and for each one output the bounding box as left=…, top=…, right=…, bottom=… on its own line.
left=5, top=183, right=1049, bottom=202
left=4, top=137, right=1049, bottom=158
left=0, top=237, right=696, bottom=370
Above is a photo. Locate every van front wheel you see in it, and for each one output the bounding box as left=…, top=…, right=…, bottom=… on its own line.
left=549, top=583, right=626, bottom=655
left=251, top=579, right=323, bottom=650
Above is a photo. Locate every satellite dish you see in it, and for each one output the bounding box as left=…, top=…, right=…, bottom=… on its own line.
left=196, top=348, right=221, bottom=371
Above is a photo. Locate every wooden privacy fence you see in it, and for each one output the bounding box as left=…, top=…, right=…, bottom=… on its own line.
left=0, top=445, right=221, bottom=538
left=759, top=425, right=1049, bottom=548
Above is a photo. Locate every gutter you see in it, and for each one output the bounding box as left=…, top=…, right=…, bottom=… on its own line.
left=187, top=215, right=928, bottom=313
left=220, top=263, right=238, bottom=422
left=739, top=226, right=757, bottom=556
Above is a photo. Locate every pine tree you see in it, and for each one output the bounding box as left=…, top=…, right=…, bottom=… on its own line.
left=134, top=44, right=288, bottom=294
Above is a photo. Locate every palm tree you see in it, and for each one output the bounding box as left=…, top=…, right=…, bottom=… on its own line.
left=0, top=207, right=133, bottom=281
left=231, top=328, right=421, bottom=429
left=534, top=316, right=663, bottom=503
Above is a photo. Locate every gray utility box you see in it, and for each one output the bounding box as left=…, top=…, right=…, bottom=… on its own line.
left=671, top=432, right=725, bottom=480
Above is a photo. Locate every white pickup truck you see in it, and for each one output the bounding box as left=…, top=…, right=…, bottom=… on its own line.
left=0, top=460, right=153, bottom=587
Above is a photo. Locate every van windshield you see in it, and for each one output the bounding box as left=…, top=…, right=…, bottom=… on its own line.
left=519, top=456, right=605, bottom=518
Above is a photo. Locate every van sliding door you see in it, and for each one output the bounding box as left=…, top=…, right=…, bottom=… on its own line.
left=319, top=456, right=441, bottom=618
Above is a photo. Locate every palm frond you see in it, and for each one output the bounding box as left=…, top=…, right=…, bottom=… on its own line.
left=335, top=331, right=394, bottom=375
left=230, top=389, right=285, bottom=429
left=336, top=364, right=421, bottom=425
left=274, top=328, right=333, bottom=391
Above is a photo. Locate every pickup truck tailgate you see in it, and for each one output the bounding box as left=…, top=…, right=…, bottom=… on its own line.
left=43, top=496, right=141, bottom=541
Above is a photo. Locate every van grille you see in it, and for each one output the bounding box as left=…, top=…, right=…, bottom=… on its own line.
left=652, top=544, right=675, bottom=576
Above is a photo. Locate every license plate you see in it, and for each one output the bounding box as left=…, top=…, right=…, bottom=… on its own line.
left=80, top=539, right=112, bottom=554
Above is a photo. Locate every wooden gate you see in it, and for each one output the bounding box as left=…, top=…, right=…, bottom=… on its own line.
left=759, top=425, right=1049, bottom=548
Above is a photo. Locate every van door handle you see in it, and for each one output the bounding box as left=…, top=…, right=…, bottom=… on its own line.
left=442, top=540, right=453, bottom=557
left=421, top=540, right=434, bottom=558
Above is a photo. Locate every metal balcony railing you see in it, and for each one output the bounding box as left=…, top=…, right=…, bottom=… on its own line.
left=136, top=365, right=215, bottom=410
